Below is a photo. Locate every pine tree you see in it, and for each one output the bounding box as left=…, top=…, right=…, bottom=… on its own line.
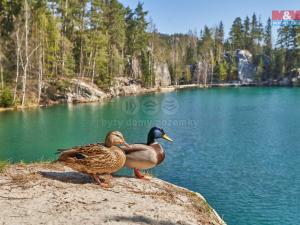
left=243, top=16, right=251, bottom=50
left=198, top=26, right=214, bottom=85
left=264, top=18, right=272, bottom=56
left=214, top=21, right=224, bottom=64
left=124, top=2, right=148, bottom=81
left=274, top=49, right=286, bottom=79
left=87, top=0, right=108, bottom=84
left=134, top=2, right=148, bottom=55
left=229, top=17, right=244, bottom=49
left=141, top=50, right=151, bottom=87
left=102, top=0, right=126, bottom=84
left=250, top=13, right=263, bottom=54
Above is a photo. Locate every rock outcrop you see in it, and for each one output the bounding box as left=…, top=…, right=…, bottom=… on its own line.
left=191, top=61, right=209, bottom=84
left=236, top=50, right=256, bottom=83
left=109, top=77, right=144, bottom=97
left=43, top=77, right=152, bottom=105
left=154, top=63, right=171, bottom=87
left=67, top=79, right=108, bottom=103
left=291, top=68, right=300, bottom=86
left=0, top=163, right=226, bottom=225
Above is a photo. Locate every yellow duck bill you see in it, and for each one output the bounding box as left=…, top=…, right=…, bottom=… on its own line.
left=162, top=134, right=173, bottom=142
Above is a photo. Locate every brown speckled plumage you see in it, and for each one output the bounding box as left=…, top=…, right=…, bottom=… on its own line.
left=58, top=144, right=126, bottom=174
left=57, top=131, right=128, bottom=186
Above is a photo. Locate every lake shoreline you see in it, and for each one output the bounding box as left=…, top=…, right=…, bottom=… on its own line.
left=0, top=83, right=190, bottom=113
left=1, top=81, right=294, bottom=113
left=0, top=163, right=226, bottom=225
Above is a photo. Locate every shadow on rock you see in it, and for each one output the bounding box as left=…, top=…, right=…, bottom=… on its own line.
left=39, top=171, right=92, bottom=184
left=109, top=215, right=190, bottom=225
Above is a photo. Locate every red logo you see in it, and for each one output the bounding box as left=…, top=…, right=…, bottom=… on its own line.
left=272, top=10, right=300, bottom=20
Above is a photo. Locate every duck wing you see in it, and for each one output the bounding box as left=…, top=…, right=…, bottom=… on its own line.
left=122, top=144, right=160, bottom=169
left=57, top=145, right=124, bottom=174
left=121, top=144, right=150, bottom=154
left=57, top=143, right=107, bottom=161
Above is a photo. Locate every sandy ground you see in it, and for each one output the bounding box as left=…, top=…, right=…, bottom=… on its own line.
left=0, top=163, right=226, bottom=225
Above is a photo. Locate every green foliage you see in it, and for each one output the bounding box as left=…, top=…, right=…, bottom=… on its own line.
left=0, top=0, right=299, bottom=100
left=243, top=16, right=251, bottom=50
left=124, top=2, right=149, bottom=79
left=141, top=50, right=152, bottom=87
left=184, top=65, right=192, bottom=83
left=273, top=49, right=286, bottom=79
left=0, top=87, right=13, bottom=107
left=56, top=79, right=71, bottom=92
left=214, top=21, right=224, bottom=64
left=264, top=18, right=272, bottom=56
left=256, top=56, right=264, bottom=81
left=229, top=17, right=244, bottom=49
left=186, top=45, right=197, bottom=65
left=219, top=61, right=228, bottom=82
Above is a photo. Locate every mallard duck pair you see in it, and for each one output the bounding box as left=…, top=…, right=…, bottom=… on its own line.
left=57, top=127, right=173, bottom=187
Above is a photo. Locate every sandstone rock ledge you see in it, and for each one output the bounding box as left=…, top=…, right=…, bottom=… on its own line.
left=0, top=163, right=226, bottom=225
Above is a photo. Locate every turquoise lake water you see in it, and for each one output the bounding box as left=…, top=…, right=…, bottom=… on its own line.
left=0, top=87, right=300, bottom=225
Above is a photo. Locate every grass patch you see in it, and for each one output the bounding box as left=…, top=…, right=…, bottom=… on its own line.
left=186, top=191, right=213, bottom=214
left=0, top=161, right=9, bottom=172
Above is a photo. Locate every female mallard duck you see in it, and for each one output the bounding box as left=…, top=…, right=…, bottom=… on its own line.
left=121, top=127, right=173, bottom=179
left=57, top=131, right=129, bottom=187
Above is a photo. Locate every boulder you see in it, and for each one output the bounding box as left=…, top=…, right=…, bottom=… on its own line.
left=279, top=77, right=291, bottom=86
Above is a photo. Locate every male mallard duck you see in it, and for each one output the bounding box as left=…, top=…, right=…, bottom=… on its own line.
left=57, top=131, right=129, bottom=187
left=121, top=127, right=173, bottom=179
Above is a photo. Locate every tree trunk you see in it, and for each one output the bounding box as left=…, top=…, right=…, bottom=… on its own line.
left=37, top=38, right=43, bottom=104
left=14, top=28, right=21, bottom=103
left=91, top=51, right=97, bottom=84
left=108, top=44, right=113, bottom=84
left=0, top=56, right=3, bottom=90
left=38, top=55, right=43, bottom=104
left=77, top=4, right=85, bottom=95
left=86, top=51, right=93, bottom=77
left=210, top=49, right=214, bottom=86
left=61, top=0, right=68, bottom=76
left=21, top=0, right=29, bottom=108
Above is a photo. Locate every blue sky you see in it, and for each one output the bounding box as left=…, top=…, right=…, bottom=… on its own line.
left=119, top=0, right=299, bottom=39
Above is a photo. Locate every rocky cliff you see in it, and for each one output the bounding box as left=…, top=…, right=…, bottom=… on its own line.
left=236, top=49, right=256, bottom=83
left=43, top=77, right=154, bottom=105
left=0, top=163, right=226, bottom=225
left=191, top=62, right=209, bottom=84
left=43, top=62, right=172, bottom=105
left=154, top=63, right=172, bottom=87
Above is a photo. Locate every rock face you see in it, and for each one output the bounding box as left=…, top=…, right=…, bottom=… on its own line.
left=0, top=163, right=226, bottom=225
left=44, top=77, right=151, bottom=105
left=154, top=63, right=171, bottom=87
left=292, top=68, right=300, bottom=86
left=191, top=61, right=209, bottom=84
left=131, top=57, right=141, bottom=79
left=236, top=50, right=256, bottom=83
left=109, top=77, right=144, bottom=96
left=67, top=79, right=108, bottom=103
